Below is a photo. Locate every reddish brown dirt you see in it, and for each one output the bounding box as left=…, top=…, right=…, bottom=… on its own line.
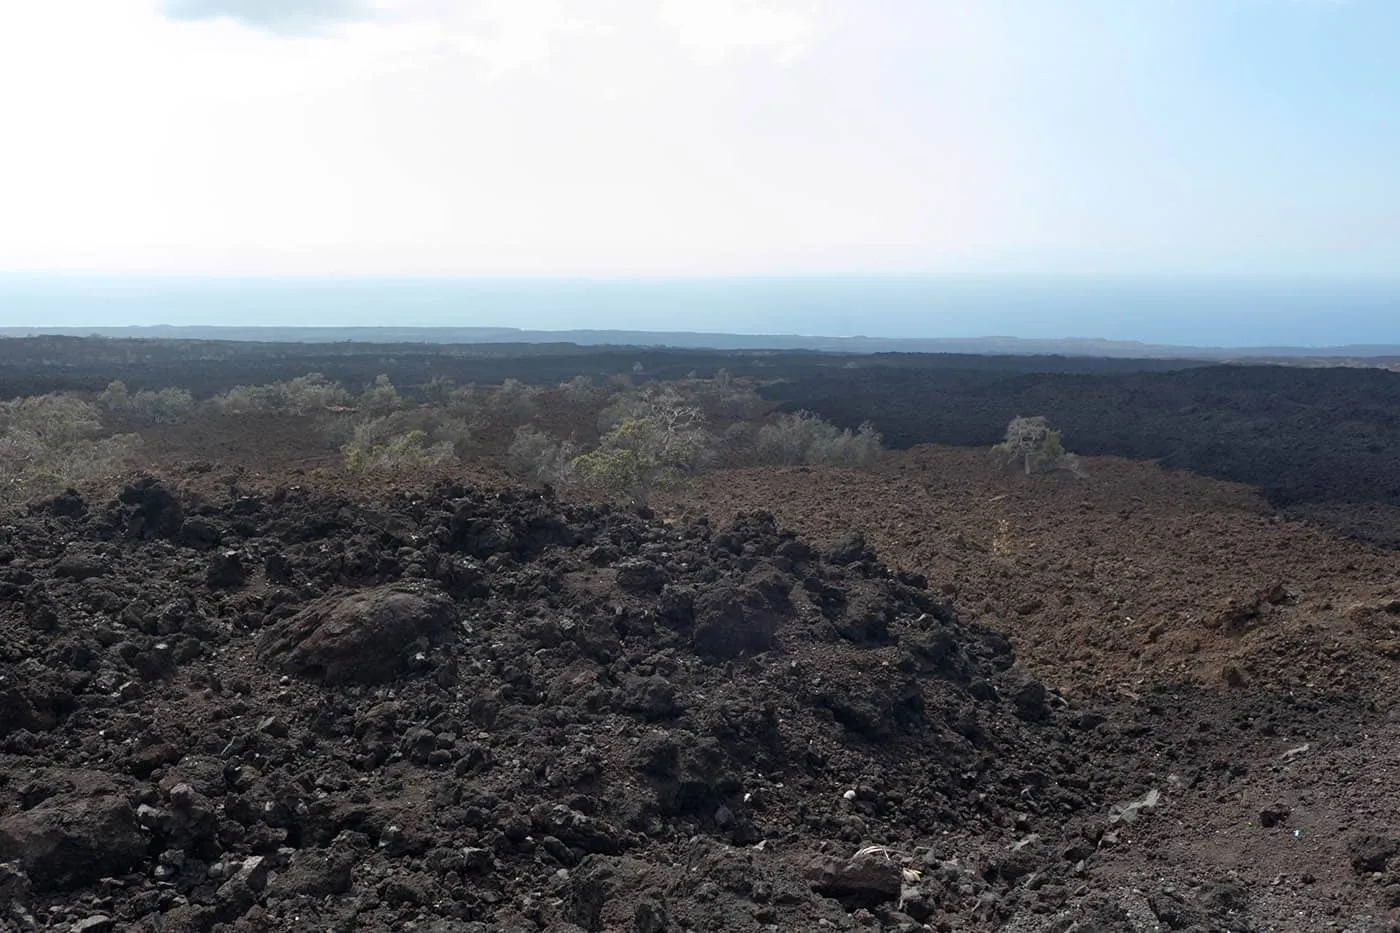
left=669, top=446, right=1400, bottom=701
left=663, top=446, right=1400, bottom=931
left=112, top=413, right=347, bottom=475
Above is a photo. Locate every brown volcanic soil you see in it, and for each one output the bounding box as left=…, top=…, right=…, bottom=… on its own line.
left=669, top=447, right=1400, bottom=700
left=1, top=453, right=1398, bottom=930
left=664, top=447, right=1400, bottom=931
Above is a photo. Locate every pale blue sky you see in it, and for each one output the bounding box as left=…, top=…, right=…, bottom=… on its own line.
left=0, top=0, right=1396, bottom=279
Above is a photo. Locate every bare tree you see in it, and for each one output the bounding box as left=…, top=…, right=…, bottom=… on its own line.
left=994, top=415, right=1080, bottom=476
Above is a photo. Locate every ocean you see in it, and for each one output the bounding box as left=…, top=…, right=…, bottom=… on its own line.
left=0, top=275, right=1396, bottom=348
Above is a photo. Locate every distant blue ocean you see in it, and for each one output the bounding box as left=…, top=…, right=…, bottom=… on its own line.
left=0, top=276, right=1396, bottom=348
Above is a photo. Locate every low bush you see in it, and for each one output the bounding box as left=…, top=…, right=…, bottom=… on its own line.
left=99, top=381, right=196, bottom=423
left=486, top=378, right=540, bottom=425
left=211, top=373, right=351, bottom=415
left=342, top=429, right=455, bottom=473
left=420, top=376, right=457, bottom=404
left=993, top=415, right=1085, bottom=476
left=507, top=426, right=576, bottom=486
left=559, top=375, right=602, bottom=404
left=336, top=408, right=471, bottom=460
left=0, top=394, right=142, bottom=505
left=753, top=411, right=883, bottom=467
left=441, top=379, right=542, bottom=429
left=573, top=391, right=713, bottom=505
left=358, top=374, right=404, bottom=415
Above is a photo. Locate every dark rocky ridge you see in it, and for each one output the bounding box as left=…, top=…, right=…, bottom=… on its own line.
left=0, top=477, right=1383, bottom=931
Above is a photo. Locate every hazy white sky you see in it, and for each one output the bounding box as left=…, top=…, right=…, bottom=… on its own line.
left=0, top=0, right=1396, bottom=278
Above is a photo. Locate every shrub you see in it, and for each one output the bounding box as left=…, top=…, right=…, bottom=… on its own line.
left=443, top=380, right=540, bottom=429
left=559, top=375, right=599, bottom=404
left=572, top=392, right=712, bottom=505
left=993, top=415, right=1085, bottom=476
left=721, top=420, right=759, bottom=449
left=604, top=374, right=763, bottom=425
left=358, top=374, right=403, bottom=415
left=507, top=426, right=576, bottom=486
left=100, top=382, right=196, bottom=423
left=753, top=411, right=882, bottom=467
left=134, top=388, right=196, bottom=423
left=596, top=391, right=652, bottom=434
left=98, top=380, right=130, bottom=412
left=340, top=410, right=466, bottom=473
left=486, top=379, right=539, bottom=425
left=444, top=382, right=483, bottom=419
left=0, top=394, right=142, bottom=504
left=336, top=410, right=472, bottom=458
left=421, top=376, right=458, bottom=404
left=343, top=429, right=455, bottom=473
left=693, top=369, right=765, bottom=419
left=211, top=374, right=351, bottom=415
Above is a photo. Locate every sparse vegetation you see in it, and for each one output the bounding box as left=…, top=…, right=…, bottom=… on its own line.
left=342, top=427, right=456, bottom=473
left=338, top=409, right=471, bottom=472
left=421, top=376, right=458, bottom=404
left=441, top=378, right=544, bottom=430
left=1, top=369, right=889, bottom=498
left=357, top=374, right=403, bottom=415
left=0, top=393, right=141, bottom=503
left=99, top=381, right=197, bottom=423
left=753, top=411, right=883, bottom=467
left=507, top=426, right=577, bottom=487
left=211, top=373, right=351, bottom=415
left=559, top=374, right=601, bottom=404
left=571, top=389, right=713, bottom=505
left=994, top=415, right=1084, bottom=476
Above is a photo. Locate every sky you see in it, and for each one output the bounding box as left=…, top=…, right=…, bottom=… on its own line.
left=0, top=0, right=1397, bottom=281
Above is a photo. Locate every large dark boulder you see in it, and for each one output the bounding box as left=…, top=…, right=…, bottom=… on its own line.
left=117, top=478, right=184, bottom=540
left=0, top=794, right=148, bottom=890
left=256, top=586, right=458, bottom=684
left=691, top=577, right=791, bottom=660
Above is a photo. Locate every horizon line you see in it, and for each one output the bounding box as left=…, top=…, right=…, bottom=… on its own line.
left=4, top=271, right=1400, bottom=286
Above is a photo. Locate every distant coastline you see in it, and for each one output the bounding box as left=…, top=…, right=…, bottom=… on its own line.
left=1, top=276, right=1396, bottom=351
left=3, top=325, right=1398, bottom=362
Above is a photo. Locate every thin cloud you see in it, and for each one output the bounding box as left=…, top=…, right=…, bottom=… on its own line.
left=160, top=0, right=818, bottom=68
left=160, top=0, right=375, bottom=35
left=658, top=0, right=817, bottom=65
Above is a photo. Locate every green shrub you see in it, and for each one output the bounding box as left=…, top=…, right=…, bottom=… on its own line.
left=993, top=415, right=1085, bottom=476
left=212, top=373, right=351, bottom=415
left=98, top=380, right=131, bottom=412
left=485, top=378, right=539, bottom=425
left=0, top=394, right=141, bottom=505
left=336, top=409, right=471, bottom=458
left=600, top=376, right=763, bottom=429
left=507, top=426, right=576, bottom=486
left=342, top=427, right=455, bottom=473
left=421, top=376, right=457, bottom=404
left=691, top=369, right=766, bottom=419
left=358, top=374, right=403, bottom=415
left=572, top=392, right=712, bottom=505
left=753, top=411, right=882, bottom=467
left=442, top=379, right=541, bottom=429
left=100, top=381, right=196, bottom=423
